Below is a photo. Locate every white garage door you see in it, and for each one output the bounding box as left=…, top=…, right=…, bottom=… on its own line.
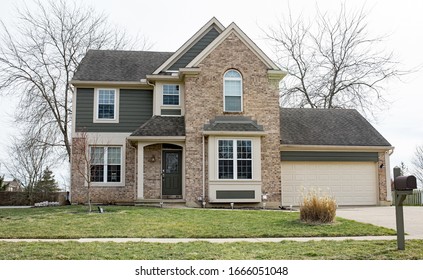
left=281, top=162, right=378, bottom=206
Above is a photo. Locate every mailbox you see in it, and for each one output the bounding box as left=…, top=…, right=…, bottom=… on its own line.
left=394, top=175, right=417, bottom=191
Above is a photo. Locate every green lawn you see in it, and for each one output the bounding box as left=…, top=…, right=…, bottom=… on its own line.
left=1, top=240, right=423, bottom=260
left=0, top=206, right=395, bottom=238
left=2, top=206, right=417, bottom=260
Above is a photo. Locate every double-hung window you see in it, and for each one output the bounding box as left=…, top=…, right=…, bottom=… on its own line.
left=90, top=146, right=122, bottom=183
left=163, top=84, right=180, bottom=106
left=223, top=70, right=242, bottom=112
left=218, top=140, right=252, bottom=180
left=97, top=89, right=116, bottom=120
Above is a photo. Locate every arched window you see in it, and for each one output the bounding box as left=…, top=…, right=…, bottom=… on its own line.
left=224, top=70, right=242, bottom=112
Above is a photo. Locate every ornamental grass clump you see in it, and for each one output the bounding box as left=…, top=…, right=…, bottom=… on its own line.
left=300, top=189, right=337, bottom=224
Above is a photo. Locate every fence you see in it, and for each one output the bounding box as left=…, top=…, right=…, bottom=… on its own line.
left=0, top=191, right=67, bottom=206
left=392, top=189, right=423, bottom=206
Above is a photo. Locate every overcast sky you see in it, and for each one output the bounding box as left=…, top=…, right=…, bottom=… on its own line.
left=0, top=0, right=422, bottom=185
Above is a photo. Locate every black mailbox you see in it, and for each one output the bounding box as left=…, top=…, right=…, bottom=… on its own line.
left=394, top=175, right=417, bottom=190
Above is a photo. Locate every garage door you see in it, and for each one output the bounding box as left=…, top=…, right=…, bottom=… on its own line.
left=281, top=162, right=378, bottom=206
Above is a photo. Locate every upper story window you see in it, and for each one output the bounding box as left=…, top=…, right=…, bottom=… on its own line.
left=97, top=89, right=116, bottom=120
left=163, top=84, right=180, bottom=106
left=223, top=70, right=242, bottom=112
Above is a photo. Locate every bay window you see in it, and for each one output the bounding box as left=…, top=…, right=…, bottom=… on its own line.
left=218, top=140, right=252, bottom=180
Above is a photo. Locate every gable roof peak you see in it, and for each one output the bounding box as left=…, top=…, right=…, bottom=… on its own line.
left=186, top=20, right=281, bottom=71
left=152, top=17, right=225, bottom=74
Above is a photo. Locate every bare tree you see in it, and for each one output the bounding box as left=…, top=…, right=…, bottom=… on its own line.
left=0, top=175, right=10, bottom=191
left=412, top=145, right=423, bottom=186
left=4, top=127, right=56, bottom=203
left=0, top=0, right=142, bottom=161
left=72, top=131, right=100, bottom=212
left=266, top=3, right=405, bottom=118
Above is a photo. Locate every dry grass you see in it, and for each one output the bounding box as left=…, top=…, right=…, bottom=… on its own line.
left=1, top=240, right=423, bottom=260
left=0, top=205, right=395, bottom=238
left=300, top=189, right=337, bottom=224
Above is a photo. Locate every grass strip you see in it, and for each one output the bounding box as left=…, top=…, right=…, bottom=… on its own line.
left=0, top=240, right=422, bottom=260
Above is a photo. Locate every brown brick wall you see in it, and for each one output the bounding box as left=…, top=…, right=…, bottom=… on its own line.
left=143, top=144, right=162, bottom=199
left=378, top=152, right=388, bottom=202
left=70, top=138, right=136, bottom=204
left=184, top=32, right=282, bottom=205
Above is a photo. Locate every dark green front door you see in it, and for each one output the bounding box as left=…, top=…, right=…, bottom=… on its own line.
left=162, top=150, right=182, bottom=198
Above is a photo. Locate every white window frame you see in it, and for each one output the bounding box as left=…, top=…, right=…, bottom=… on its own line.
left=162, top=84, right=180, bottom=106
left=223, top=70, right=243, bottom=112
left=94, top=88, right=119, bottom=123
left=89, top=146, right=123, bottom=184
left=217, top=139, right=253, bottom=180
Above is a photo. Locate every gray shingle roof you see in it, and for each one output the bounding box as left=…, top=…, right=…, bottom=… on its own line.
left=72, top=50, right=174, bottom=82
left=131, top=116, right=185, bottom=137
left=204, top=116, right=263, bottom=132
left=280, top=108, right=391, bottom=146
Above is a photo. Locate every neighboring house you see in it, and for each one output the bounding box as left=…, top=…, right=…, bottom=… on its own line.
left=3, top=179, right=23, bottom=192
left=70, top=18, right=393, bottom=207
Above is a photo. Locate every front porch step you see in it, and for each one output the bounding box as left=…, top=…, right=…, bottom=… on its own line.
left=135, top=199, right=187, bottom=208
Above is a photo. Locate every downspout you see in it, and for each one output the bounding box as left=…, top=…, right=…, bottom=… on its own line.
left=386, top=147, right=395, bottom=203
left=142, top=78, right=156, bottom=114
left=202, top=134, right=206, bottom=208
left=140, top=78, right=163, bottom=206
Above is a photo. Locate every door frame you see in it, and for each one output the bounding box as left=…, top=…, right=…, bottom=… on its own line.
left=161, top=145, right=184, bottom=199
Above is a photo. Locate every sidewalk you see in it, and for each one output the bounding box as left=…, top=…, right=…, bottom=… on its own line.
left=1, top=235, right=422, bottom=243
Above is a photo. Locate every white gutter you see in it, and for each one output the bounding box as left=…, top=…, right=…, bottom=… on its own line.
left=145, top=74, right=182, bottom=82
left=71, top=80, right=150, bottom=87
left=203, top=131, right=266, bottom=136
left=280, top=144, right=394, bottom=152
left=127, top=136, right=186, bottom=142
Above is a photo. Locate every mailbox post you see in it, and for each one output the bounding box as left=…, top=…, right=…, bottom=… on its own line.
left=393, top=175, right=417, bottom=250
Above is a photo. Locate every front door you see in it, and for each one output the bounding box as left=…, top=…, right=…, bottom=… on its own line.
left=162, top=150, right=182, bottom=198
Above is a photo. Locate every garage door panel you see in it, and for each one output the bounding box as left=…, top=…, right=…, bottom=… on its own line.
left=281, top=162, right=377, bottom=206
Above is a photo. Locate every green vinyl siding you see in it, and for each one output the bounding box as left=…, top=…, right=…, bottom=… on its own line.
left=216, top=190, right=255, bottom=199
left=168, top=27, right=220, bottom=71
left=161, top=109, right=181, bottom=116
left=280, top=151, right=379, bottom=162
left=75, top=88, right=153, bottom=132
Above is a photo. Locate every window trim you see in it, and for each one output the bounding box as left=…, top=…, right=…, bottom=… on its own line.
left=217, top=139, right=253, bottom=180
left=94, top=88, right=119, bottom=123
left=89, top=146, right=123, bottom=184
left=223, top=69, right=243, bottom=112
left=162, top=84, right=180, bottom=107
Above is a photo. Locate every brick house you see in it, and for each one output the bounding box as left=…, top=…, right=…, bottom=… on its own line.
left=70, top=18, right=393, bottom=208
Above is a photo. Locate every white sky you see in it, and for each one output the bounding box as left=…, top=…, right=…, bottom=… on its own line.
left=0, top=0, right=422, bottom=185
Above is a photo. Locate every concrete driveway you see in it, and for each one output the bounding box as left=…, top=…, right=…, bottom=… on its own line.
left=336, top=206, right=423, bottom=238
